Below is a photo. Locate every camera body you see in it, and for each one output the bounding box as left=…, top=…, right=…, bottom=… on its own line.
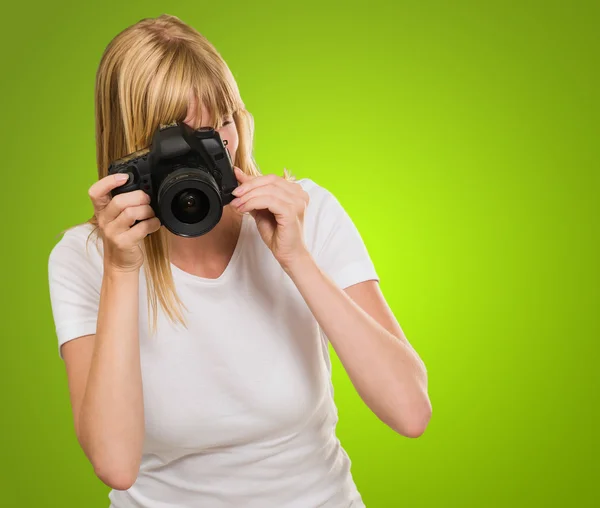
left=108, top=121, right=238, bottom=237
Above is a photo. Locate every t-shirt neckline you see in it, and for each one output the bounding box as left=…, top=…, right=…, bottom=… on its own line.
left=169, top=212, right=250, bottom=285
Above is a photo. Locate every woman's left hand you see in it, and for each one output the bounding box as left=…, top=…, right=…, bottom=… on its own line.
left=230, top=166, right=310, bottom=270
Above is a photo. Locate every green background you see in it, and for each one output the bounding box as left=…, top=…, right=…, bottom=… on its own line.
left=1, top=0, right=598, bottom=506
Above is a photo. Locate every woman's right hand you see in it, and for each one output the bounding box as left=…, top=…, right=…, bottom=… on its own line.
left=88, top=173, right=161, bottom=272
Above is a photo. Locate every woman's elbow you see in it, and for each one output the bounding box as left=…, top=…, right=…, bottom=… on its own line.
left=77, top=428, right=141, bottom=490
left=396, top=397, right=432, bottom=438
left=88, top=447, right=139, bottom=491
left=94, top=464, right=138, bottom=491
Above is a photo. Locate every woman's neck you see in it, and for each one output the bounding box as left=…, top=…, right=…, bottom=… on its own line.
left=166, top=205, right=244, bottom=276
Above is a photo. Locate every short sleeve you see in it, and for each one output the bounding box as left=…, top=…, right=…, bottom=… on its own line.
left=48, top=226, right=103, bottom=359
left=303, top=180, right=379, bottom=289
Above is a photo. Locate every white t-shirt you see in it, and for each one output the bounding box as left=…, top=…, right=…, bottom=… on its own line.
left=48, top=177, right=379, bottom=508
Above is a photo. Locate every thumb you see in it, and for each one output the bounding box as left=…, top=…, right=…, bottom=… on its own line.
left=234, top=166, right=251, bottom=183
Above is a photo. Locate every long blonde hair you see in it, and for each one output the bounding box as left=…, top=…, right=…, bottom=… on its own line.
left=87, top=14, right=289, bottom=332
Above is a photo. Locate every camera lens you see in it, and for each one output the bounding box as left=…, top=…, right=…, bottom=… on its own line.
left=157, top=167, right=223, bottom=237
left=172, top=188, right=209, bottom=224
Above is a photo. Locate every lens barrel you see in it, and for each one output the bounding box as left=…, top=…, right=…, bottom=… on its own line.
left=157, top=167, right=222, bottom=237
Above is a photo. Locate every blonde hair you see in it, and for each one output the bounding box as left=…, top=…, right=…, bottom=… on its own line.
left=85, top=14, right=293, bottom=332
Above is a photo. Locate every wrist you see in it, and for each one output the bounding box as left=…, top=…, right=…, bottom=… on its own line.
left=280, top=248, right=315, bottom=278
left=104, top=261, right=141, bottom=280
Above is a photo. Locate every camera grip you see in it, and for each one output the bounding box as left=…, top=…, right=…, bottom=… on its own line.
left=109, top=172, right=152, bottom=233
left=111, top=172, right=137, bottom=197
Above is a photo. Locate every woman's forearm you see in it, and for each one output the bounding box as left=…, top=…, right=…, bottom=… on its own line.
left=78, top=266, right=144, bottom=488
left=284, top=253, right=431, bottom=438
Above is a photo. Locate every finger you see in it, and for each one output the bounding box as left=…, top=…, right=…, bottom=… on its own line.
left=234, top=166, right=253, bottom=184
left=105, top=205, right=155, bottom=235
left=120, top=217, right=162, bottom=244
left=103, top=190, right=151, bottom=224
left=232, top=173, right=287, bottom=198
left=236, top=194, right=293, bottom=218
left=88, top=174, right=130, bottom=212
left=232, top=183, right=294, bottom=210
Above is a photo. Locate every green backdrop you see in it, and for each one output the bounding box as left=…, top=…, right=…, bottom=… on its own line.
left=1, top=0, right=598, bottom=506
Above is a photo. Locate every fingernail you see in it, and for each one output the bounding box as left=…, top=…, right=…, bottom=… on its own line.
left=115, top=173, right=129, bottom=182
left=230, top=198, right=241, bottom=207
left=232, top=186, right=243, bottom=196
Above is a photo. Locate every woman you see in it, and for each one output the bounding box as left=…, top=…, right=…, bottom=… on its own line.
left=48, top=14, right=431, bottom=508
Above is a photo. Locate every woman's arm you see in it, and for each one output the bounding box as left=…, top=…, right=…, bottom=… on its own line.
left=283, top=253, right=431, bottom=438
left=228, top=169, right=430, bottom=437
left=62, top=267, right=144, bottom=490
left=60, top=175, right=160, bottom=490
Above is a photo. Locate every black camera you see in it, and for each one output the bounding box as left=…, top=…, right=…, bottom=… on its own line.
left=108, top=121, right=238, bottom=237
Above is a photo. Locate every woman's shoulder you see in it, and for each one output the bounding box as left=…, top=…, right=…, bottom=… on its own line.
left=48, top=221, right=103, bottom=270
left=294, top=177, right=340, bottom=215
left=294, top=176, right=352, bottom=222
left=294, top=177, right=330, bottom=199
